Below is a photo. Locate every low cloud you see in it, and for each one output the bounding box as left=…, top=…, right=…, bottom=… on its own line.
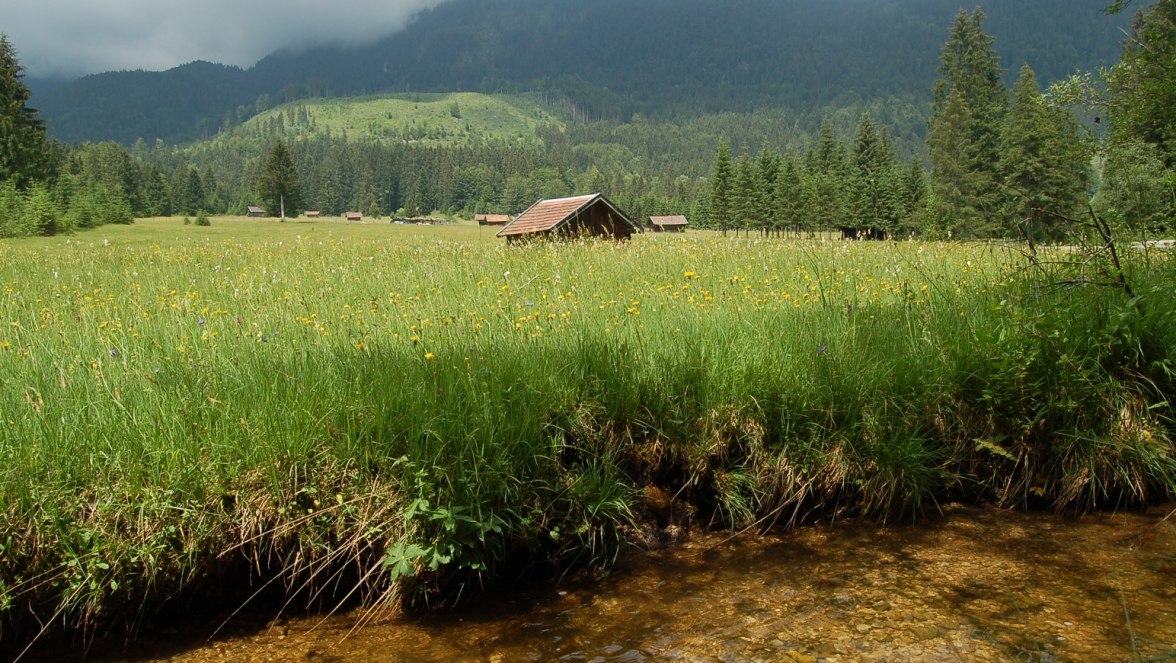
left=4, top=0, right=446, bottom=78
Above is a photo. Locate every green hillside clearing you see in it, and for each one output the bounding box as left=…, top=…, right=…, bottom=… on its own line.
left=230, top=92, right=565, bottom=146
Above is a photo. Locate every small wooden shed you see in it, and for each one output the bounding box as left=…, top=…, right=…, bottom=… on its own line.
left=246, top=206, right=266, bottom=217
left=475, top=213, right=511, bottom=226
left=345, top=211, right=363, bottom=222
left=649, top=215, right=689, bottom=232
left=305, top=210, right=321, bottom=218
left=496, top=193, right=638, bottom=243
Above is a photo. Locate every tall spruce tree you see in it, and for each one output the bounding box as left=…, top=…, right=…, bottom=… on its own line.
left=710, top=138, right=734, bottom=234
left=733, top=150, right=756, bottom=236
left=755, top=143, right=781, bottom=236
left=850, top=113, right=900, bottom=236
left=144, top=169, right=172, bottom=217
left=0, top=35, right=52, bottom=188
left=257, top=140, right=303, bottom=218
left=999, top=64, right=1089, bottom=241
left=202, top=166, right=223, bottom=213
left=809, top=118, right=850, bottom=233
left=185, top=168, right=207, bottom=216
left=927, top=9, right=1008, bottom=237
left=897, top=161, right=930, bottom=236
left=777, top=152, right=813, bottom=237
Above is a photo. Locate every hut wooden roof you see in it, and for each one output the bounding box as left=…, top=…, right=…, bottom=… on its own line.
left=496, top=193, right=635, bottom=237
left=476, top=213, right=511, bottom=225
left=650, top=215, right=689, bottom=227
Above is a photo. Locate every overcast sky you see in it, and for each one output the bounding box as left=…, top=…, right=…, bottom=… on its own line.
left=3, top=0, right=447, bottom=78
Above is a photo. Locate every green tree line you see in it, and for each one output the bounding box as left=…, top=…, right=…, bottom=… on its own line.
left=703, top=4, right=1173, bottom=240
left=5, top=1, right=1171, bottom=239
left=0, top=35, right=134, bottom=237
left=702, top=116, right=929, bottom=238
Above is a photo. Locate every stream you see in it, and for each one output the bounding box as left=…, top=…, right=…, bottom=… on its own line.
left=52, top=504, right=1176, bottom=662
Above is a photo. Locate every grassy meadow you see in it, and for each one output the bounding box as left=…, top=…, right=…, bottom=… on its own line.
left=2, top=217, right=1174, bottom=646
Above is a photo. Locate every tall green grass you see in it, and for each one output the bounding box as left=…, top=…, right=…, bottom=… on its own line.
left=1, top=220, right=1173, bottom=649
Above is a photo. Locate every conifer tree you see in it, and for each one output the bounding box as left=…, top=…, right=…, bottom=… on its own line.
left=185, top=168, right=206, bottom=216
left=850, top=113, right=899, bottom=236
left=144, top=169, right=172, bottom=217
left=776, top=153, right=812, bottom=236
left=710, top=138, right=734, bottom=234
left=733, top=150, right=756, bottom=236
left=0, top=35, right=52, bottom=188
left=690, top=184, right=711, bottom=229
left=810, top=118, right=848, bottom=177
left=897, top=161, right=929, bottom=236
left=928, top=88, right=980, bottom=236
left=999, top=64, right=1088, bottom=241
left=808, top=118, right=850, bottom=233
left=257, top=140, right=303, bottom=218
left=927, top=9, right=1008, bottom=237
left=202, top=166, right=223, bottom=213
left=69, top=141, right=142, bottom=214
left=754, top=143, right=780, bottom=235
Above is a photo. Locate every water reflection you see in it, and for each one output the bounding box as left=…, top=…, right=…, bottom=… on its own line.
left=85, top=505, right=1176, bottom=662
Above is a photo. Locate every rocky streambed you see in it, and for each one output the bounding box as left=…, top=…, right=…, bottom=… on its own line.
left=37, top=504, right=1176, bottom=662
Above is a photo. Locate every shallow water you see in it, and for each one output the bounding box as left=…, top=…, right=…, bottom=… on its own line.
left=61, top=505, right=1176, bottom=662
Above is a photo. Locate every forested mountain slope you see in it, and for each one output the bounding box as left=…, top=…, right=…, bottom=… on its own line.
left=34, top=0, right=1133, bottom=145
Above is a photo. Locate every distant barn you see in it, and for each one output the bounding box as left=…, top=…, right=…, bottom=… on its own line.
left=475, top=213, right=511, bottom=226
left=345, top=211, right=363, bottom=222
left=496, top=193, right=638, bottom=243
left=305, top=210, right=321, bottom=218
left=246, top=206, right=266, bottom=217
left=649, top=215, right=689, bottom=232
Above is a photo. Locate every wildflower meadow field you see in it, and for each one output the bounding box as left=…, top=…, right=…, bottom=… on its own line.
left=1, top=217, right=1174, bottom=648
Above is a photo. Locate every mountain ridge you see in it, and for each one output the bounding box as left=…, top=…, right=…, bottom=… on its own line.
left=33, top=0, right=1135, bottom=145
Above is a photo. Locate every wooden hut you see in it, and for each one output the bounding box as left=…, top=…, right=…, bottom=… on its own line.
left=649, top=215, right=689, bottom=232
left=345, top=211, right=363, bottom=222
left=246, top=206, right=266, bottom=217
left=496, top=193, right=638, bottom=243
left=475, top=213, right=511, bottom=226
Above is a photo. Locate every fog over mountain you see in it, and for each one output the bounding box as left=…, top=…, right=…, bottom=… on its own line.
left=3, top=0, right=445, bottom=78
left=24, top=0, right=1136, bottom=145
